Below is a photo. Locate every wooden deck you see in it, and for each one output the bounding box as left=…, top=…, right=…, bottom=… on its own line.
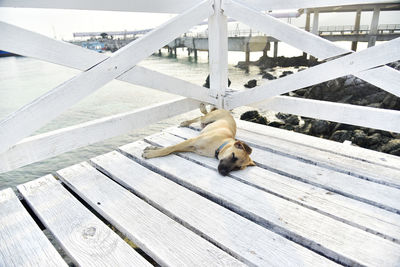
left=1, top=120, right=400, bottom=266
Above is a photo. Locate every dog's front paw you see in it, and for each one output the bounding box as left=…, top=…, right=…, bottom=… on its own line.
left=179, top=121, right=191, bottom=127
left=142, top=146, right=160, bottom=159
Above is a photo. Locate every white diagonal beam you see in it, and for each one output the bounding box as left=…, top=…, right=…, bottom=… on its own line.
left=224, top=0, right=346, bottom=60
left=0, top=22, right=214, bottom=104
left=0, top=0, right=200, bottom=13
left=223, top=0, right=400, bottom=97
left=225, top=37, right=400, bottom=110
left=251, top=96, right=400, bottom=133
left=0, top=0, right=213, bottom=154
left=0, top=97, right=200, bottom=173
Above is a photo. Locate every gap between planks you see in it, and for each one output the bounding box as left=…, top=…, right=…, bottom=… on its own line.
left=144, top=130, right=400, bottom=244
left=119, top=139, right=400, bottom=266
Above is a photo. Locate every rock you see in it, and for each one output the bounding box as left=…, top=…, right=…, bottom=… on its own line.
left=331, top=123, right=358, bottom=133
left=283, top=71, right=293, bottom=75
left=285, top=115, right=300, bottom=126
left=244, top=79, right=257, bottom=88
left=279, top=71, right=293, bottom=78
left=283, top=124, right=296, bottom=131
left=203, top=75, right=231, bottom=88
left=330, top=130, right=352, bottom=143
left=310, top=120, right=330, bottom=136
left=276, top=112, right=290, bottom=120
left=351, top=130, right=368, bottom=147
left=262, top=73, right=276, bottom=80
left=361, top=92, right=387, bottom=105
left=240, top=110, right=260, bottom=121
left=380, top=139, right=400, bottom=155
left=293, top=88, right=308, bottom=96
left=268, top=120, right=285, bottom=128
left=240, top=110, right=268, bottom=125
left=382, top=94, right=400, bottom=110
left=366, top=133, right=382, bottom=146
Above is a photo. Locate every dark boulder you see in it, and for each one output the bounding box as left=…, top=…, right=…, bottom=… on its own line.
left=240, top=110, right=268, bottom=125
left=285, top=115, right=300, bottom=126
left=351, top=130, right=368, bottom=147
left=262, top=73, right=276, bottom=80
left=330, top=130, right=352, bottom=143
left=366, top=133, right=382, bottom=146
left=268, top=120, right=285, bottom=128
left=203, top=75, right=231, bottom=88
left=380, top=139, right=400, bottom=156
left=244, top=79, right=257, bottom=88
left=382, top=94, right=400, bottom=110
left=310, top=120, right=331, bottom=136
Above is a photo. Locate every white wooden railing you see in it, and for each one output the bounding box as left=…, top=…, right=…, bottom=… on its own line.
left=0, top=0, right=399, bottom=173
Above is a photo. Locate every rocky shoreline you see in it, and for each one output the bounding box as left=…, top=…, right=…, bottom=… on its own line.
left=239, top=58, right=400, bottom=156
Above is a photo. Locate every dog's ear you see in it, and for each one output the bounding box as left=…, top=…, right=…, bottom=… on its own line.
left=248, top=159, right=256, bottom=166
left=235, top=141, right=252, bottom=155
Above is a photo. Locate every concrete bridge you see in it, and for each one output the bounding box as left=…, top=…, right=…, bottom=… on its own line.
left=164, top=23, right=400, bottom=63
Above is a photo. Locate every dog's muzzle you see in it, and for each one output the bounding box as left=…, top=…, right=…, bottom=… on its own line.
left=217, top=159, right=236, bottom=176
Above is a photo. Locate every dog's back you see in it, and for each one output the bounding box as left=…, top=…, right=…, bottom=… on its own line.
left=200, top=109, right=237, bottom=138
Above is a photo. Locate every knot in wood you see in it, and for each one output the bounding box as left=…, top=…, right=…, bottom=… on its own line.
left=82, top=226, right=97, bottom=239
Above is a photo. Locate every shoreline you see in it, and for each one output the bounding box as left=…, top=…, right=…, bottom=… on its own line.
left=238, top=57, right=400, bottom=156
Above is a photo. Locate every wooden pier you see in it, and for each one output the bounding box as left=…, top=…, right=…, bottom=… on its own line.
left=1, top=0, right=400, bottom=265
left=1, top=121, right=400, bottom=266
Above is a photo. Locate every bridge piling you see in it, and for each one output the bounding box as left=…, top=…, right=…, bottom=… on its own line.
left=351, top=8, right=362, bottom=51
left=368, top=7, right=380, bottom=47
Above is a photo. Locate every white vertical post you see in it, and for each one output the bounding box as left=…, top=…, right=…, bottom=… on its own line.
left=368, top=7, right=380, bottom=47
left=312, top=11, right=319, bottom=35
left=208, top=0, right=228, bottom=109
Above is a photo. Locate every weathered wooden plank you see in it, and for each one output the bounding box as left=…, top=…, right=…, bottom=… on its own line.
left=121, top=140, right=400, bottom=266
left=208, top=0, right=228, bottom=108
left=234, top=0, right=400, bottom=11
left=0, top=98, right=199, bottom=173
left=57, top=162, right=244, bottom=266
left=0, top=188, right=67, bottom=267
left=0, top=22, right=214, bottom=104
left=155, top=129, right=400, bottom=243
left=236, top=120, right=400, bottom=171
left=231, top=123, right=400, bottom=189
left=223, top=1, right=400, bottom=97
left=224, top=37, right=400, bottom=109
left=249, top=96, right=400, bottom=134
left=17, top=175, right=151, bottom=266
left=90, top=150, right=339, bottom=266
left=0, top=1, right=212, bottom=155
left=0, top=0, right=201, bottom=13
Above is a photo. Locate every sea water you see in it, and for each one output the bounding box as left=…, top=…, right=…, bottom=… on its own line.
left=0, top=47, right=304, bottom=190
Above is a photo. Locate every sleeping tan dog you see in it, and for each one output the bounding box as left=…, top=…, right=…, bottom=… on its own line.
left=142, top=104, right=255, bottom=176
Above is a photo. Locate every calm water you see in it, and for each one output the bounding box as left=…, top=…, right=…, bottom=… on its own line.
left=1, top=48, right=301, bottom=190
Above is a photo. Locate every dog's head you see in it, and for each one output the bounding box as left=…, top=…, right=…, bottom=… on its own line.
left=218, top=140, right=256, bottom=176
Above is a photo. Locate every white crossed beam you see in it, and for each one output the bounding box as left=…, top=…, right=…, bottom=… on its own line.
left=0, top=0, right=213, bottom=154
left=1, top=0, right=400, bottom=157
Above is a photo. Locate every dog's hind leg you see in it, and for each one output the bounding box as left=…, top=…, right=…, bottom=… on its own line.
left=143, top=138, right=197, bottom=159
left=180, top=116, right=201, bottom=127
left=200, top=103, right=208, bottom=114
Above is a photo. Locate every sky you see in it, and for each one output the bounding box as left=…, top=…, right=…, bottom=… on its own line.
left=0, top=7, right=399, bottom=40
